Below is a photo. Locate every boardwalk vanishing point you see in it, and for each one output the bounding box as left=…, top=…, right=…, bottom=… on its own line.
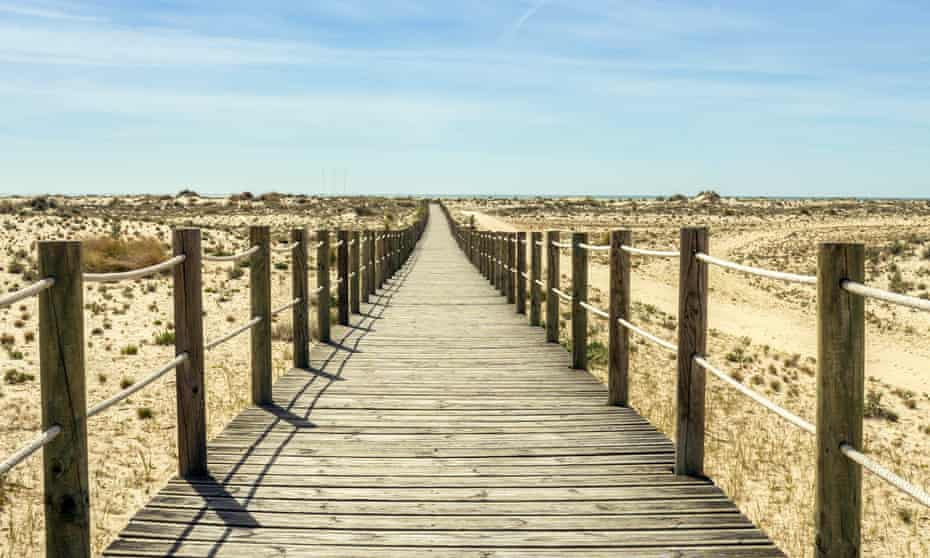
left=103, top=204, right=781, bottom=557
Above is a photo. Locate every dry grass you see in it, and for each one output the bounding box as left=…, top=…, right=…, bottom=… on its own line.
left=82, top=237, right=168, bottom=273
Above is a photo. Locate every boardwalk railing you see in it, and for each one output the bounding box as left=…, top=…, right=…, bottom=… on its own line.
left=441, top=203, right=929, bottom=558
left=0, top=202, right=428, bottom=558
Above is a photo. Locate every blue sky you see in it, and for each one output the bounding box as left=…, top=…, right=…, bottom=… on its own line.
left=0, top=1, right=928, bottom=197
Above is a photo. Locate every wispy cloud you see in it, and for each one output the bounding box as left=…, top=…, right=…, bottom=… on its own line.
left=499, top=0, right=548, bottom=42
left=0, top=1, right=98, bottom=22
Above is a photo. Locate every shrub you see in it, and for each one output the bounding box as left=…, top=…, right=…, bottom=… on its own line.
left=83, top=237, right=168, bottom=273
left=154, top=330, right=175, bottom=346
left=4, top=369, right=34, bottom=384
left=136, top=407, right=154, bottom=420
left=121, top=344, right=139, bottom=356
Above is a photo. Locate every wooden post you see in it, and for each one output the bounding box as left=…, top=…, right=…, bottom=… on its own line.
left=516, top=232, right=527, bottom=314
left=572, top=232, right=588, bottom=370
left=316, top=230, right=331, bottom=343
left=367, top=230, right=376, bottom=298
left=361, top=231, right=371, bottom=304
left=250, top=226, right=272, bottom=405
left=506, top=233, right=516, bottom=305
left=172, top=229, right=207, bottom=477
left=350, top=231, right=361, bottom=314
left=291, top=227, right=310, bottom=369
left=498, top=234, right=506, bottom=294
left=815, top=243, right=864, bottom=558
left=338, top=230, right=349, bottom=325
left=608, top=230, right=632, bottom=406
left=530, top=231, right=542, bottom=326
left=39, top=241, right=91, bottom=558
left=380, top=231, right=388, bottom=287
left=546, top=230, right=560, bottom=343
left=675, top=227, right=708, bottom=476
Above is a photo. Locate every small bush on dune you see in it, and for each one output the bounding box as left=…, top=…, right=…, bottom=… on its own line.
left=83, top=237, right=168, bottom=273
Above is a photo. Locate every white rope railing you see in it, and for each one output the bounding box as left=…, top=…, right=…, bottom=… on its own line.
left=203, top=246, right=259, bottom=263
left=840, top=443, right=930, bottom=507
left=311, top=286, right=325, bottom=295
left=621, top=246, right=680, bottom=258
left=578, top=243, right=610, bottom=252
left=842, top=281, right=930, bottom=312
left=272, top=242, right=298, bottom=253
left=535, top=241, right=544, bottom=247
left=84, top=255, right=186, bottom=283
left=696, top=253, right=816, bottom=285
left=0, top=278, right=55, bottom=308
left=534, top=279, right=545, bottom=288
left=0, top=426, right=61, bottom=476
left=271, top=298, right=300, bottom=317
left=333, top=240, right=344, bottom=247
left=313, top=241, right=325, bottom=249
left=693, top=356, right=816, bottom=434
left=87, top=354, right=189, bottom=418
left=551, top=241, right=572, bottom=249
left=579, top=301, right=609, bottom=319
left=205, top=317, right=261, bottom=350
left=551, top=287, right=573, bottom=303
left=617, top=317, right=677, bottom=353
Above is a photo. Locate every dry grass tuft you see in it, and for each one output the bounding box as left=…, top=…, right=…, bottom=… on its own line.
left=82, top=237, right=168, bottom=273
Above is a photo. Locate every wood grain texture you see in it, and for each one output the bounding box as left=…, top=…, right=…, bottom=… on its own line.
left=316, top=230, right=331, bottom=343
left=172, top=228, right=207, bottom=477
left=103, top=208, right=780, bottom=558
left=338, top=230, right=350, bottom=325
left=675, top=228, right=708, bottom=476
left=816, top=243, right=864, bottom=558
left=39, top=241, right=91, bottom=558
left=546, top=230, right=560, bottom=343
left=291, top=227, right=310, bottom=369
left=608, top=230, right=631, bottom=406
left=350, top=231, right=361, bottom=314
left=516, top=231, right=527, bottom=315
left=572, top=232, right=588, bottom=370
left=250, top=226, right=272, bottom=405
left=530, top=231, right=542, bottom=326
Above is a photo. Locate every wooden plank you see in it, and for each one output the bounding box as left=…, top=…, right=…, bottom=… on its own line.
left=39, top=240, right=91, bottom=558
left=172, top=228, right=207, bottom=477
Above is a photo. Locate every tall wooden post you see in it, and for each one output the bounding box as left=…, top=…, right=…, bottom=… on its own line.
left=516, top=232, right=527, bottom=314
left=172, top=229, right=206, bottom=477
left=39, top=241, right=90, bottom=558
left=506, top=233, right=516, bottom=305
left=350, top=231, right=361, bottom=314
left=361, top=231, right=371, bottom=304
left=316, top=230, right=331, bottom=343
left=380, top=231, right=388, bottom=287
left=367, top=230, right=376, bottom=298
left=530, top=232, right=542, bottom=326
left=291, top=227, right=310, bottom=369
left=571, top=232, right=588, bottom=370
left=675, top=227, right=708, bottom=476
left=608, top=230, right=632, bottom=406
left=546, top=230, right=560, bottom=343
left=816, top=243, right=864, bottom=558
left=250, top=226, right=272, bottom=405
left=338, top=230, right=349, bottom=325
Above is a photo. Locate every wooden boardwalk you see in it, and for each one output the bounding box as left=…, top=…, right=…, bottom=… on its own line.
left=104, top=206, right=783, bottom=557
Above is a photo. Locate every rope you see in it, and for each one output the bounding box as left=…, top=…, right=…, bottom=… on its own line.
left=205, top=317, right=261, bottom=350
left=312, top=241, right=325, bottom=249
left=272, top=242, right=299, bottom=253
left=840, top=443, right=930, bottom=508
left=696, top=253, right=816, bottom=285
left=580, top=301, right=609, bottom=319
left=203, top=246, right=259, bottom=263
left=551, top=241, right=572, bottom=249
left=84, top=255, right=186, bottom=283
left=535, top=241, right=544, bottom=247
left=534, top=279, right=546, bottom=288
left=693, top=355, right=816, bottom=435
left=271, top=298, right=300, bottom=316
left=578, top=243, right=610, bottom=252
left=333, top=240, right=344, bottom=247
left=618, top=318, right=677, bottom=353
left=0, top=278, right=54, bottom=308
left=551, top=287, right=573, bottom=303
left=88, top=354, right=189, bottom=417
left=522, top=272, right=530, bottom=279
left=842, top=280, right=930, bottom=312
left=621, top=246, right=679, bottom=258
left=0, top=425, right=61, bottom=475
left=311, top=286, right=325, bottom=295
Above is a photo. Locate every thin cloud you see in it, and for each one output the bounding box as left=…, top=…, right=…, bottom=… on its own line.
left=500, top=0, right=548, bottom=42
left=0, top=2, right=99, bottom=22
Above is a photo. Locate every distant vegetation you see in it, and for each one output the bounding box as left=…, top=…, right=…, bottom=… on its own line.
left=83, top=237, right=169, bottom=273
